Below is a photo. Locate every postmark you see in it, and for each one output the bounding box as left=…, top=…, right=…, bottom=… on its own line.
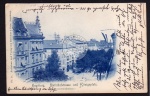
left=62, top=34, right=88, bottom=60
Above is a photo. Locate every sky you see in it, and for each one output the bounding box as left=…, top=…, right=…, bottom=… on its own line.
left=12, top=4, right=119, bottom=42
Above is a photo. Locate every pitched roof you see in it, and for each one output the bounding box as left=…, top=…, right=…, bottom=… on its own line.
left=44, top=40, right=57, bottom=44
left=71, top=39, right=86, bottom=44
left=24, top=23, right=43, bottom=37
left=13, top=17, right=44, bottom=39
left=87, top=40, right=99, bottom=47
left=12, top=17, right=27, bottom=35
left=44, top=40, right=76, bottom=49
left=87, top=41, right=96, bottom=46
left=44, top=40, right=63, bottom=49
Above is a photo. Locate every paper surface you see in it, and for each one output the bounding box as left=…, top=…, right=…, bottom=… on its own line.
left=6, top=3, right=147, bottom=93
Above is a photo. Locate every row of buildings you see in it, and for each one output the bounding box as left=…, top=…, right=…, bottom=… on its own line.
left=43, top=34, right=88, bottom=72
left=13, top=15, right=116, bottom=80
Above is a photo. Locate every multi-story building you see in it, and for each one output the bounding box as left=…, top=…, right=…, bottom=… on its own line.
left=43, top=34, right=88, bottom=72
left=43, top=39, right=76, bottom=72
left=13, top=14, right=45, bottom=80
left=87, top=39, right=100, bottom=50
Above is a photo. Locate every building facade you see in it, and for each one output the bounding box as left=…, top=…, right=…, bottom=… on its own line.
left=43, top=39, right=76, bottom=72
left=13, top=15, right=45, bottom=80
left=43, top=34, right=88, bottom=72
left=87, top=39, right=100, bottom=50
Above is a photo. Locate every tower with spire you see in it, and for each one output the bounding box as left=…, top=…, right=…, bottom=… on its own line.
left=54, top=32, right=60, bottom=43
left=36, top=12, right=41, bottom=33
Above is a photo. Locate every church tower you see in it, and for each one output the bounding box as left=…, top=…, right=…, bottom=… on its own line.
left=36, top=12, right=41, bottom=32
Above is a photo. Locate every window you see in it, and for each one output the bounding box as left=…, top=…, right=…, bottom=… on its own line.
left=36, top=46, right=38, bottom=51
left=25, top=56, right=27, bottom=64
left=40, top=54, right=42, bottom=61
left=24, top=42, right=28, bottom=51
left=32, top=55, right=34, bottom=63
left=50, top=43, right=52, bottom=45
left=58, top=62, right=61, bottom=65
left=17, top=42, right=23, bottom=51
left=36, top=54, right=38, bottom=62
left=17, top=58, right=19, bottom=66
left=21, top=72, right=24, bottom=76
left=21, top=57, right=24, bottom=60
left=32, top=47, right=35, bottom=51
left=25, top=56, right=27, bottom=60
left=67, top=56, right=69, bottom=61
left=32, top=68, right=34, bottom=73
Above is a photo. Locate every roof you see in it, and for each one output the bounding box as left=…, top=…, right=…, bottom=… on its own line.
left=13, top=17, right=44, bottom=39
left=87, top=41, right=96, bottom=47
left=44, top=40, right=57, bottom=45
left=71, top=39, right=86, bottom=44
left=44, top=40, right=63, bottom=49
left=44, top=40, right=76, bottom=49
left=87, top=40, right=99, bottom=47
left=24, top=23, right=42, bottom=37
left=12, top=17, right=27, bottom=35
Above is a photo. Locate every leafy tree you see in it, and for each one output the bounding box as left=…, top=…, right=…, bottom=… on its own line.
left=33, top=50, right=68, bottom=81
left=75, top=49, right=114, bottom=80
left=33, top=68, right=48, bottom=81
left=105, top=48, right=114, bottom=79
left=46, top=50, right=60, bottom=74
left=76, top=50, right=92, bottom=72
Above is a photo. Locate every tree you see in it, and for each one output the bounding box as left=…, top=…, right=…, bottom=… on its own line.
left=33, top=50, right=68, bottom=81
left=75, top=49, right=114, bottom=80
left=33, top=68, right=48, bottom=81
left=46, top=50, right=60, bottom=74
left=105, top=48, right=114, bottom=79
left=94, top=49, right=114, bottom=80
left=76, top=50, right=92, bottom=72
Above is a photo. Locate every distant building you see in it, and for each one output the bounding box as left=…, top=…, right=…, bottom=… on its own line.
left=70, top=39, right=88, bottom=58
left=13, top=14, right=45, bottom=80
left=99, top=40, right=107, bottom=49
left=87, top=39, right=99, bottom=50
left=43, top=39, right=76, bottom=72
left=43, top=34, right=88, bottom=72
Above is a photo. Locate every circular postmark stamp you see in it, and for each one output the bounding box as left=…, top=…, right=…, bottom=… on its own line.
left=62, top=34, right=88, bottom=60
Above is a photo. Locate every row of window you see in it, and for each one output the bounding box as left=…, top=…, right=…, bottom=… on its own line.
left=32, top=53, right=42, bottom=63
left=17, top=65, right=42, bottom=78
left=17, top=54, right=43, bottom=67
left=16, top=56, right=28, bottom=67
left=31, top=41, right=43, bottom=44
left=17, top=41, right=43, bottom=51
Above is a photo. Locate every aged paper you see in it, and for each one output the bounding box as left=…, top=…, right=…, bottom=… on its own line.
left=6, top=3, right=147, bottom=93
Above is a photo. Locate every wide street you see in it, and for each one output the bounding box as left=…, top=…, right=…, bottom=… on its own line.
left=65, top=70, right=108, bottom=81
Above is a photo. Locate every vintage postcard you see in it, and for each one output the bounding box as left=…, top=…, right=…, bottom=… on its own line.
left=6, top=3, right=147, bottom=93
